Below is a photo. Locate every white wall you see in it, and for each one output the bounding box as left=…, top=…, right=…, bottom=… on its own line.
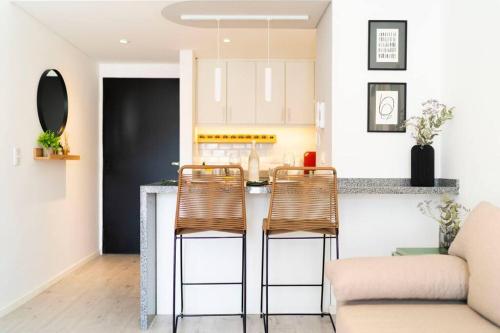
left=441, top=0, right=500, bottom=208
left=179, top=50, right=195, bottom=166
left=328, top=0, right=448, bottom=263
left=0, top=1, right=99, bottom=316
left=315, top=3, right=333, bottom=165
left=332, top=0, right=446, bottom=178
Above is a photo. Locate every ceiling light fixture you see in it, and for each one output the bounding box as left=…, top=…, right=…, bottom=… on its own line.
left=180, top=14, right=309, bottom=21
left=214, top=19, right=222, bottom=102
left=119, top=38, right=130, bottom=45
left=265, top=18, right=272, bottom=103
left=223, top=38, right=231, bottom=43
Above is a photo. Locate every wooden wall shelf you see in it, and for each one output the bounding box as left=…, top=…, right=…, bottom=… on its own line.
left=33, top=148, right=80, bottom=160
left=34, top=155, right=80, bottom=161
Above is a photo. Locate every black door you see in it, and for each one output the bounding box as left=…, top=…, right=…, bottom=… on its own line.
left=103, top=78, right=179, bottom=253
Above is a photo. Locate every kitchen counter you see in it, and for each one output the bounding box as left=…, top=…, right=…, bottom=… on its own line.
left=139, top=177, right=459, bottom=329
left=141, top=178, right=459, bottom=195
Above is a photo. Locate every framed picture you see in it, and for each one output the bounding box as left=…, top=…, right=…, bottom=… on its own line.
left=367, top=82, right=406, bottom=132
left=368, top=20, right=407, bottom=70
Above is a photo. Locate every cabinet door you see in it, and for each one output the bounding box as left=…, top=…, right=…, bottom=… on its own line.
left=197, top=60, right=226, bottom=124
left=285, top=61, right=315, bottom=125
left=227, top=61, right=256, bottom=124
left=256, top=61, right=285, bottom=124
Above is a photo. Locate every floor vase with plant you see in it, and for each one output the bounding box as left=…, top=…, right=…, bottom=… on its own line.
left=418, top=195, right=469, bottom=251
left=404, top=100, right=454, bottom=186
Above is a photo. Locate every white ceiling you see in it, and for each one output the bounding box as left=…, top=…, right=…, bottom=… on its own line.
left=14, top=0, right=328, bottom=63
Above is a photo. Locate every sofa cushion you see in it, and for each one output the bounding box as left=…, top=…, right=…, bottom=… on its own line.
left=326, top=255, right=468, bottom=302
left=337, top=303, right=500, bottom=333
left=449, top=201, right=500, bottom=326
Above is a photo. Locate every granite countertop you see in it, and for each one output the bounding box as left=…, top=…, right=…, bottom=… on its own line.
left=141, top=178, right=459, bottom=195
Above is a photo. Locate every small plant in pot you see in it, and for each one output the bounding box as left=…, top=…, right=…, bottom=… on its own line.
left=37, top=130, right=60, bottom=157
left=418, top=195, right=469, bottom=252
left=403, top=100, right=454, bottom=186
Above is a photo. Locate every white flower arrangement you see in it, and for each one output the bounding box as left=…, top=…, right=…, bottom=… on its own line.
left=403, top=100, right=454, bottom=147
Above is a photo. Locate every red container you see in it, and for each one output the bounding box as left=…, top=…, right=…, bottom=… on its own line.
left=303, top=151, right=316, bottom=174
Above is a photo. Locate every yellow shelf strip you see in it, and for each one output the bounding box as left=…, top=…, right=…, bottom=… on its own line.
left=197, top=134, right=277, bottom=143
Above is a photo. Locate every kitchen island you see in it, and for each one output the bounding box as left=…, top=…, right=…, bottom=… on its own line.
left=140, top=178, right=459, bottom=329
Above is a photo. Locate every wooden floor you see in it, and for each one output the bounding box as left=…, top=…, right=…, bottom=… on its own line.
left=0, top=255, right=335, bottom=333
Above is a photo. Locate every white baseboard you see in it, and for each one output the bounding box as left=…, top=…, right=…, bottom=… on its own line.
left=0, top=251, right=99, bottom=318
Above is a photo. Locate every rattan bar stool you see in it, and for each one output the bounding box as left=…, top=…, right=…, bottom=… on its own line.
left=260, top=166, right=339, bottom=333
left=172, top=165, right=247, bottom=333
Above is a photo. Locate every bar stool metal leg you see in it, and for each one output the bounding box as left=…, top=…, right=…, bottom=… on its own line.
left=336, top=230, right=340, bottom=260
left=180, top=234, right=184, bottom=317
left=242, top=233, right=247, bottom=333
left=320, top=234, right=326, bottom=316
left=172, top=233, right=177, bottom=333
left=260, top=231, right=265, bottom=319
left=265, top=233, right=270, bottom=333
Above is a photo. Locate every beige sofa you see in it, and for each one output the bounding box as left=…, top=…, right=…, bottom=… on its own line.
left=326, top=202, right=500, bottom=333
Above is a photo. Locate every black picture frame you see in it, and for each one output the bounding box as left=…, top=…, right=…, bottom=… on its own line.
left=368, top=20, right=407, bottom=70
left=367, top=82, right=406, bottom=133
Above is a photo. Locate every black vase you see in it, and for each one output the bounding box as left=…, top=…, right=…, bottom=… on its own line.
left=411, top=145, right=434, bottom=187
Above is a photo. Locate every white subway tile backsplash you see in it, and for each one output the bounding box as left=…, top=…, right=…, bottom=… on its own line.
left=194, top=127, right=317, bottom=169
left=201, top=143, right=218, bottom=149
left=201, top=150, right=212, bottom=157
left=212, top=150, right=226, bottom=157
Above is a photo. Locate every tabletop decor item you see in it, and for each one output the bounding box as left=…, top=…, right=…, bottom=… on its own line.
left=368, top=20, right=407, bottom=70
left=418, top=195, right=469, bottom=250
left=62, top=132, right=71, bottom=155
left=404, top=100, right=454, bottom=186
left=37, top=130, right=60, bottom=157
left=367, top=82, right=406, bottom=132
left=248, top=140, right=260, bottom=182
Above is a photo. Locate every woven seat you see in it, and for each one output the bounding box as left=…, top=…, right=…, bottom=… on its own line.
left=265, top=166, right=339, bottom=236
left=175, top=165, right=246, bottom=235
left=263, top=218, right=338, bottom=235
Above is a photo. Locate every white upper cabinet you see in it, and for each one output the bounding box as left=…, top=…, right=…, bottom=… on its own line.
left=196, top=60, right=226, bottom=124
left=226, top=61, right=256, bottom=124
left=196, top=59, right=314, bottom=126
left=256, top=61, right=285, bottom=124
left=285, top=61, right=315, bottom=125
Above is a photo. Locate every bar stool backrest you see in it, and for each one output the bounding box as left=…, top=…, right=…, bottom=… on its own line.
left=267, top=166, right=339, bottom=234
left=175, top=165, right=247, bottom=234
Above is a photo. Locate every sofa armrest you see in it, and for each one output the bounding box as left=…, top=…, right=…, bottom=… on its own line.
left=326, top=255, right=468, bottom=302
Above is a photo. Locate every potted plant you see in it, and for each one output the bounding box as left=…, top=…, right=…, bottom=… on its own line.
left=403, top=100, right=454, bottom=186
left=418, top=195, right=469, bottom=251
left=37, top=130, right=60, bottom=157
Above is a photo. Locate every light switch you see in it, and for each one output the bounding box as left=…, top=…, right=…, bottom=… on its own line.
left=13, top=147, right=20, bottom=166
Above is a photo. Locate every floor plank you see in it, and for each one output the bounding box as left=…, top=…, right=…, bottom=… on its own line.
left=0, top=255, right=334, bottom=333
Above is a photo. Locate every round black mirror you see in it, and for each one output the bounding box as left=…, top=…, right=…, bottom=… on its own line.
left=37, top=69, right=68, bottom=136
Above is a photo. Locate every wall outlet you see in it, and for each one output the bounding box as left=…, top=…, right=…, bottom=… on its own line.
left=13, top=147, right=20, bottom=166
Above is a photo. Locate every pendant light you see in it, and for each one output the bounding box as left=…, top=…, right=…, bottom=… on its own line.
left=264, top=18, right=272, bottom=102
left=214, top=19, right=222, bottom=102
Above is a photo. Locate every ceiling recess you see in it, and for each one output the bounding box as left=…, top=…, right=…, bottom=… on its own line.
left=162, top=1, right=330, bottom=29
